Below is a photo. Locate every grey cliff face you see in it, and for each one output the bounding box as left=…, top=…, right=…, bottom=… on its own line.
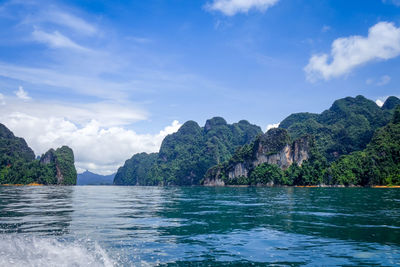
left=204, top=130, right=311, bottom=186
left=228, top=163, right=249, bottom=179
left=40, top=149, right=55, bottom=165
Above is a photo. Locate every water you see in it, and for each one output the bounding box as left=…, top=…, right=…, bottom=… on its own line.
left=0, top=186, right=399, bottom=266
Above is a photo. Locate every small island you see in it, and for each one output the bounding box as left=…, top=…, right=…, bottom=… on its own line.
left=0, top=123, right=77, bottom=185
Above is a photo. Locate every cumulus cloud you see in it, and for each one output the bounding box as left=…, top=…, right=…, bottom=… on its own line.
left=305, top=22, right=400, bottom=82
left=206, top=0, right=279, bottom=16
left=15, top=86, right=31, bottom=100
left=376, top=99, right=384, bottom=107
left=266, top=122, right=279, bottom=132
left=0, top=96, right=181, bottom=174
left=32, top=28, right=88, bottom=51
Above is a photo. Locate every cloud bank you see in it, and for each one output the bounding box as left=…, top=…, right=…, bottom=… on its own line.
left=305, top=22, right=400, bottom=82
left=0, top=92, right=181, bottom=174
left=206, top=0, right=279, bottom=16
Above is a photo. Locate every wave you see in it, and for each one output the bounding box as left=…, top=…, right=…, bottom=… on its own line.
left=0, top=235, right=114, bottom=267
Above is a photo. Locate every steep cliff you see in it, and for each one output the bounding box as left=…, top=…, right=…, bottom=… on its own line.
left=0, top=123, right=77, bottom=185
left=40, top=146, right=77, bottom=185
left=204, top=128, right=311, bottom=186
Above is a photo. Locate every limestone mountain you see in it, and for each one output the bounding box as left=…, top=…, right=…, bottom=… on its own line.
left=279, top=95, right=399, bottom=161
left=0, top=123, right=77, bottom=185
left=205, top=96, right=400, bottom=186
left=114, top=118, right=262, bottom=185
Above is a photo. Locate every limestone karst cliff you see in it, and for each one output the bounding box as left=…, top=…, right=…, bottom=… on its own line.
left=0, top=123, right=77, bottom=185
left=203, top=128, right=311, bottom=186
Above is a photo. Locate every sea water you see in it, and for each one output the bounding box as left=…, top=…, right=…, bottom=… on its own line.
left=0, top=186, right=399, bottom=266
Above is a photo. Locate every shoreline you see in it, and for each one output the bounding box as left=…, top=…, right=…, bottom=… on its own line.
left=0, top=183, right=43, bottom=186
left=1, top=184, right=400, bottom=188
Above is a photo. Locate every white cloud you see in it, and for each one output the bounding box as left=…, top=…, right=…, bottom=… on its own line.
left=266, top=122, right=279, bottom=132
left=0, top=97, right=181, bottom=174
left=206, top=0, right=279, bottom=16
left=376, top=75, right=391, bottom=86
left=4, top=1, right=98, bottom=36
left=376, top=99, right=384, bottom=107
left=0, top=62, right=130, bottom=100
left=45, top=11, right=97, bottom=36
left=32, top=28, right=88, bottom=51
left=305, top=22, right=400, bottom=82
left=15, top=86, right=31, bottom=100
left=1, top=97, right=147, bottom=128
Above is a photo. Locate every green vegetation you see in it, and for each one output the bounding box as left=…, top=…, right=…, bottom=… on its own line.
left=209, top=103, right=400, bottom=187
left=0, top=123, right=77, bottom=185
left=54, top=146, right=77, bottom=185
left=114, top=118, right=262, bottom=185
left=114, top=153, right=158, bottom=185
left=329, top=107, right=400, bottom=186
left=280, top=95, right=395, bottom=161
left=115, top=95, right=400, bottom=187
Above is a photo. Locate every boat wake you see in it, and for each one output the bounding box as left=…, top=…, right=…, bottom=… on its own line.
left=0, top=235, right=114, bottom=267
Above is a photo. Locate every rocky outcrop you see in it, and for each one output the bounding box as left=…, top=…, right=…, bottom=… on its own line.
left=40, top=149, right=56, bottom=165
left=252, top=136, right=310, bottom=170
left=0, top=123, right=77, bottom=185
left=204, top=128, right=311, bottom=186
left=40, top=146, right=77, bottom=185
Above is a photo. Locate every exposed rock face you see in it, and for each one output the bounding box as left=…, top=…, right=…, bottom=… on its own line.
left=40, top=146, right=77, bottom=185
left=204, top=128, right=311, bottom=186
left=228, top=163, right=249, bottom=179
left=40, top=149, right=56, bottom=165
left=252, top=137, right=310, bottom=170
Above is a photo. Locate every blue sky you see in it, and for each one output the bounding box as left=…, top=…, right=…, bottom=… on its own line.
left=0, top=0, right=399, bottom=173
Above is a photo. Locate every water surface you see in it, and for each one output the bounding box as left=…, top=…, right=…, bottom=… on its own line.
left=0, top=186, right=399, bottom=266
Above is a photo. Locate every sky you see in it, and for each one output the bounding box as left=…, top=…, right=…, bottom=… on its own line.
left=0, top=0, right=399, bottom=174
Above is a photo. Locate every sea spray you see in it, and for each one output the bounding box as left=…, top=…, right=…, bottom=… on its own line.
left=0, top=235, right=114, bottom=267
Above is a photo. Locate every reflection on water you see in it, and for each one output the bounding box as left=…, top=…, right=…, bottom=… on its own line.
left=0, top=186, right=399, bottom=266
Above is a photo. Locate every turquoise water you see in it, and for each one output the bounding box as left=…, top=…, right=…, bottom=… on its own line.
left=0, top=186, right=399, bottom=266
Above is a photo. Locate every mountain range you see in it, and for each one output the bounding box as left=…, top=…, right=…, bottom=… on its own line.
left=115, top=95, right=400, bottom=187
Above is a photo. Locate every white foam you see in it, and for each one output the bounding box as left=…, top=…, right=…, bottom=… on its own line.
left=0, top=235, right=115, bottom=267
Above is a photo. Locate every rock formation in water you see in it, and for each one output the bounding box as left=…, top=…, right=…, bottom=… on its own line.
left=40, top=146, right=77, bottom=185
left=0, top=123, right=77, bottom=185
